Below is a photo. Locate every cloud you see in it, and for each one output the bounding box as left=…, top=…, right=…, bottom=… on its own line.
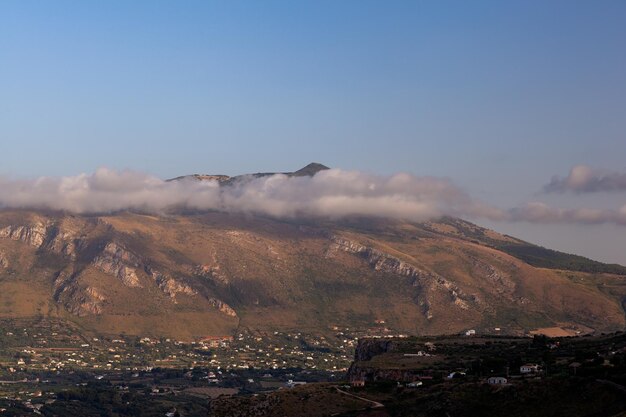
left=507, top=202, right=626, bottom=225
left=0, top=168, right=506, bottom=222
left=544, top=165, right=626, bottom=193
left=1, top=167, right=625, bottom=226
left=0, top=168, right=221, bottom=214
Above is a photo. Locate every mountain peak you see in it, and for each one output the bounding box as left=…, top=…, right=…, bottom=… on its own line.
left=167, top=163, right=329, bottom=183
left=292, top=162, right=330, bottom=177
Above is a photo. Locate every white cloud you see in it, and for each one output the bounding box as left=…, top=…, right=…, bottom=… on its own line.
left=2, top=167, right=626, bottom=226
left=544, top=165, right=626, bottom=193
left=507, top=202, right=626, bottom=225
left=0, top=168, right=506, bottom=222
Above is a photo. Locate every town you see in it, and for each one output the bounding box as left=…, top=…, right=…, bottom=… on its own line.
left=0, top=317, right=407, bottom=415
left=2, top=317, right=626, bottom=416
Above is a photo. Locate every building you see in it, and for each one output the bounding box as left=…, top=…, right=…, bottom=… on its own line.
left=520, top=364, right=540, bottom=374
left=286, top=380, right=307, bottom=388
left=200, top=336, right=234, bottom=348
left=351, top=379, right=365, bottom=387
left=487, top=377, right=508, bottom=385
left=406, top=381, right=423, bottom=388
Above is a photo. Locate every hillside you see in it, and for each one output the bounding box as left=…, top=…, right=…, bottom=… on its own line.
left=433, top=217, right=626, bottom=275
left=0, top=207, right=624, bottom=340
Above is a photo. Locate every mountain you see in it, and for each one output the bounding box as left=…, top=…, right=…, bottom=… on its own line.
left=166, top=162, right=330, bottom=185
left=0, top=165, right=624, bottom=340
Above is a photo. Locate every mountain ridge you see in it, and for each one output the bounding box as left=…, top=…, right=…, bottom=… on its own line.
left=1, top=208, right=624, bottom=340
left=166, top=162, right=330, bottom=184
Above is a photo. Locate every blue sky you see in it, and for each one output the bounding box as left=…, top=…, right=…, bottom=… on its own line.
left=1, top=1, right=626, bottom=263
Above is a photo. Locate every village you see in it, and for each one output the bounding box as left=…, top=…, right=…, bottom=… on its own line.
left=1, top=317, right=625, bottom=416
left=0, top=317, right=410, bottom=413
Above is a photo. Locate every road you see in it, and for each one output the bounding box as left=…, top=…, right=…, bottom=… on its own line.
left=335, top=387, right=385, bottom=409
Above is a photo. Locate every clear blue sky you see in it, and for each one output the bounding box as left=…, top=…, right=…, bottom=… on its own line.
left=1, top=1, right=626, bottom=263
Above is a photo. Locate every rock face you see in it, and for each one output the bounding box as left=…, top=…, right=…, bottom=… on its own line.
left=44, top=230, right=80, bottom=260
left=347, top=338, right=435, bottom=383
left=348, top=365, right=426, bottom=384
left=63, top=285, right=106, bottom=316
left=352, top=338, right=397, bottom=362
left=145, top=265, right=197, bottom=299
left=329, top=236, right=478, bottom=318
left=347, top=339, right=408, bottom=383
left=208, top=298, right=238, bottom=317
left=0, top=217, right=238, bottom=323
left=92, top=242, right=142, bottom=288
left=0, top=222, right=50, bottom=248
left=192, top=264, right=230, bottom=285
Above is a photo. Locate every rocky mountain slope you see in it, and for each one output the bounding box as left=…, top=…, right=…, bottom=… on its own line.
left=0, top=207, right=624, bottom=340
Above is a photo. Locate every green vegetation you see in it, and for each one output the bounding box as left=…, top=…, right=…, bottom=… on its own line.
left=380, top=377, right=626, bottom=417
left=496, top=243, right=626, bottom=275
left=437, top=217, right=626, bottom=275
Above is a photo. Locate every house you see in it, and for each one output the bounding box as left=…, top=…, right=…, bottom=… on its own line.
left=487, top=377, right=507, bottom=385
left=200, top=335, right=234, bottom=348
left=520, top=364, right=540, bottom=374
left=465, top=329, right=476, bottom=336
left=351, top=379, right=365, bottom=387
left=286, top=380, right=307, bottom=388
left=403, top=351, right=430, bottom=357
left=406, top=381, right=423, bottom=388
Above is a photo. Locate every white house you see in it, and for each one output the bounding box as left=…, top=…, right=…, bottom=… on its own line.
left=520, top=364, right=540, bottom=374
left=487, top=377, right=507, bottom=385
left=286, top=380, right=307, bottom=388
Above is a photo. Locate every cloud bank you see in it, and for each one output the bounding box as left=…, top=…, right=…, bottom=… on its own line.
left=0, top=168, right=505, bottom=222
left=508, top=202, right=626, bottom=226
left=1, top=167, right=625, bottom=226
left=544, top=165, right=626, bottom=193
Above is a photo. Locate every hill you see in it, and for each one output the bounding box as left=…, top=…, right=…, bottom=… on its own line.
left=434, top=217, right=626, bottom=275
left=0, top=207, right=624, bottom=340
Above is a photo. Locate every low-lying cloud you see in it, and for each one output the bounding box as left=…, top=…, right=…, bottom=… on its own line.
left=544, top=165, right=626, bottom=193
left=0, top=168, right=505, bottom=222
left=1, top=168, right=625, bottom=226
left=508, top=202, right=626, bottom=226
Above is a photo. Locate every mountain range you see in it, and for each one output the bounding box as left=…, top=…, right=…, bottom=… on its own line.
left=0, top=164, right=624, bottom=340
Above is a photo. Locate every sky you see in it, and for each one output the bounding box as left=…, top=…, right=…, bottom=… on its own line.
left=1, top=1, right=626, bottom=264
